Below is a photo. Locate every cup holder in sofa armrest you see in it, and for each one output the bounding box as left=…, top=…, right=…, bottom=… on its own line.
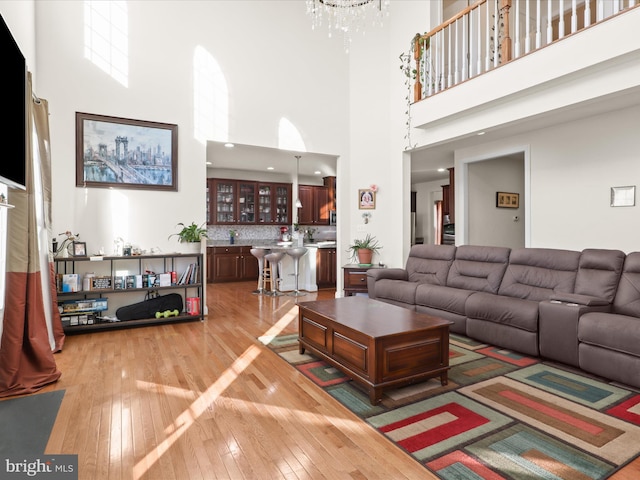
left=549, top=292, right=610, bottom=307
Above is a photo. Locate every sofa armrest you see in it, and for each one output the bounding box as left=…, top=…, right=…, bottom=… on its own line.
left=366, top=268, right=408, bottom=300
left=366, top=268, right=408, bottom=282
left=539, top=299, right=611, bottom=366
left=550, top=292, right=610, bottom=307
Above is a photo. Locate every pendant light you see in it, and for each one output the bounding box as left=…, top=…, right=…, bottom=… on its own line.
left=295, top=155, right=302, bottom=208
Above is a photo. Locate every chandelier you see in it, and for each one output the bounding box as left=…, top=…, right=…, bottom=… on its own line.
left=306, top=0, right=389, bottom=53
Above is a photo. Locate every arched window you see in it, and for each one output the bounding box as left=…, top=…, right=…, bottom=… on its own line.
left=84, top=0, right=129, bottom=87
left=194, top=46, right=228, bottom=144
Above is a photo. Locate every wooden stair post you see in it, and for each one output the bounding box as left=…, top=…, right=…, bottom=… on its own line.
left=413, top=33, right=423, bottom=102
left=500, top=0, right=512, bottom=63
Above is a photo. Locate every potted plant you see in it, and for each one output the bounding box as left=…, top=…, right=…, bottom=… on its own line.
left=169, top=222, right=208, bottom=252
left=347, top=234, right=381, bottom=265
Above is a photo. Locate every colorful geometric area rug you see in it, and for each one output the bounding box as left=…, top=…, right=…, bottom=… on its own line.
left=259, top=333, right=640, bottom=479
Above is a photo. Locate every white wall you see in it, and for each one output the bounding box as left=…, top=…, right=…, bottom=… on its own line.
left=529, top=104, right=640, bottom=252
left=22, top=1, right=349, bottom=255
left=0, top=1, right=35, bottom=73
left=344, top=0, right=432, bottom=270
left=456, top=103, right=640, bottom=253
left=467, top=156, right=525, bottom=248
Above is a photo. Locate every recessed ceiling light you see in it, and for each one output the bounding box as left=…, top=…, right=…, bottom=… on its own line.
left=206, top=161, right=212, bottom=165
left=267, top=166, right=274, bottom=170
left=314, top=170, right=322, bottom=175
left=224, top=142, right=235, bottom=148
left=477, top=131, right=485, bottom=136
left=437, top=168, right=446, bottom=172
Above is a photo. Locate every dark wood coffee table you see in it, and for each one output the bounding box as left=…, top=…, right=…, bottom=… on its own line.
left=298, top=297, right=452, bottom=405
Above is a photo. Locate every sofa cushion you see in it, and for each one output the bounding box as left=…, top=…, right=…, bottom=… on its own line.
left=372, top=279, right=420, bottom=305
left=613, top=252, right=640, bottom=317
left=415, top=284, right=475, bottom=316
left=574, top=248, right=625, bottom=303
left=446, top=245, right=510, bottom=294
left=579, top=312, right=640, bottom=357
left=465, top=292, right=540, bottom=332
left=405, top=244, right=456, bottom=285
left=498, top=247, right=580, bottom=301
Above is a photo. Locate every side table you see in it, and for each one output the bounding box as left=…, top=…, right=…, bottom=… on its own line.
left=342, top=264, right=385, bottom=296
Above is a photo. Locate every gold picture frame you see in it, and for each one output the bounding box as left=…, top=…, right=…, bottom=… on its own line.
left=359, top=189, right=376, bottom=209
left=496, top=191, right=519, bottom=208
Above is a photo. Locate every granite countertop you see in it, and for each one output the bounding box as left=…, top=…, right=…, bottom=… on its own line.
left=207, top=239, right=336, bottom=249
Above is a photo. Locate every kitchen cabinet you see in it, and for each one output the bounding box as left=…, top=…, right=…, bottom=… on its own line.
left=206, top=247, right=215, bottom=283
left=257, top=182, right=291, bottom=225
left=441, top=184, right=451, bottom=216
left=324, top=176, right=336, bottom=212
left=298, top=185, right=330, bottom=225
left=210, top=179, right=257, bottom=225
left=441, top=168, right=455, bottom=222
left=441, top=168, right=455, bottom=244
left=316, top=248, right=337, bottom=288
left=208, top=246, right=259, bottom=283
left=208, top=178, right=291, bottom=225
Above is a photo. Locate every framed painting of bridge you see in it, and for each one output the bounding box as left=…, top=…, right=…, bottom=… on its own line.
left=75, top=112, right=178, bottom=191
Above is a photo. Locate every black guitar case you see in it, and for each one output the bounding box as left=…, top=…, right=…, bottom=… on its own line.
left=116, top=292, right=183, bottom=321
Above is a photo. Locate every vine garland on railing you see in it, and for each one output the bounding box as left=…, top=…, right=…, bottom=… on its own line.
left=399, top=33, right=430, bottom=150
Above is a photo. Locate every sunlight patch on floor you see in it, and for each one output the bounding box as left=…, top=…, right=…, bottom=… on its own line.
left=133, top=304, right=299, bottom=479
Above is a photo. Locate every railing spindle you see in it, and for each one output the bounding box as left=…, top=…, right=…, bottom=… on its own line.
left=535, top=0, right=541, bottom=48
left=514, top=0, right=521, bottom=57
left=476, top=6, right=482, bottom=75
left=546, top=0, right=553, bottom=44
left=408, top=0, right=639, bottom=103
left=525, top=0, right=531, bottom=53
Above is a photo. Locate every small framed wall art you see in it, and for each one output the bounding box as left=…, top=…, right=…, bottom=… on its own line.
left=76, top=112, right=178, bottom=191
left=496, top=192, right=519, bottom=208
left=359, top=189, right=376, bottom=209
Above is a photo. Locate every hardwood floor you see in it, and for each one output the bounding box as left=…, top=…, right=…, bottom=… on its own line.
left=40, top=282, right=640, bottom=479
left=42, top=283, right=437, bottom=479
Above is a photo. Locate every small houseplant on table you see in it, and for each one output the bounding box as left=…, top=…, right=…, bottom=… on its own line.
left=347, top=234, right=381, bottom=266
left=168, top=222, right=208, bottom=253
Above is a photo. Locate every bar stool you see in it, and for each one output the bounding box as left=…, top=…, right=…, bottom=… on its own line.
left=264, top=250, right=286, bottom=296
left=250, top=248, right=268, bottom=294
left=286, top=247, right=308, bottom=297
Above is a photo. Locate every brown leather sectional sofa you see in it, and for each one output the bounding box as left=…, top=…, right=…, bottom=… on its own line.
left=366, top=244, right=640, bottom=389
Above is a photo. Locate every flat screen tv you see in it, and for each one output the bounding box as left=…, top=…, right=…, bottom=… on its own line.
left=0, top=14, right=27, bottom=191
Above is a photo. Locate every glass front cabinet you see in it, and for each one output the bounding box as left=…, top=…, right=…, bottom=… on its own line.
left=208, top=178, right=291, bottom=225
left=211, top=179, right=236, bottom=224
left=258, top=182, right=291, bottom=225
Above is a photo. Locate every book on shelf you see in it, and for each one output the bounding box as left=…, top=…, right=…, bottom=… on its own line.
left=60, top=274, right=80, bottom=293
left=178, top=263, right=200, bottom=285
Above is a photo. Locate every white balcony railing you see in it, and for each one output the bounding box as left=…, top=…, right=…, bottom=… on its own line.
left=409, top=0, right=640, bottom=103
